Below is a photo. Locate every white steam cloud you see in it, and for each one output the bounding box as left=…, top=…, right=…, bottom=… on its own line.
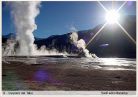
left=8, top=1, right=66, bottom=56
left=70, top=25, right=78, bottom=32
left=11, top=1, right=40, bottom=55
left=70, top=32, right=97, bottom=58
left=3, top=2, right=97, bottom=58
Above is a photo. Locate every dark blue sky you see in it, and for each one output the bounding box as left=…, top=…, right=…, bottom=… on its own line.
left=2, top=1, right=136, bottom=38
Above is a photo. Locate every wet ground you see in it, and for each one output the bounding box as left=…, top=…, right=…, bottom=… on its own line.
left=2, top=57, right=136, bottom=90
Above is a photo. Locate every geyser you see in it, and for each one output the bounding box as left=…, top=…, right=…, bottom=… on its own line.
left=6, top=1, right=66, bottom=56
left=3, top=2, right=96, bottom=58
left=11, top=1, right=41, bottom=55
left=70, top=32, right=97, bottom=58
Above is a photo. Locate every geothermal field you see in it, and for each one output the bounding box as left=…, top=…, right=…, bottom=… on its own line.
left=2, top=1, right=136, bottom=91
left=2, top=57, right=136, bottom=90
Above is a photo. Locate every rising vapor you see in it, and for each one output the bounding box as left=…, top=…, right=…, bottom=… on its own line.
left=5, top=1, right=66, bottom=56
left=11, top=1, right=41, bottom=55
left=3, top=2, right=96, bottom=58
left=70, top=32, right=97, bottom=58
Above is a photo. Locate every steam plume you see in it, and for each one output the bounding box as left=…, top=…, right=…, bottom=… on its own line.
left=70, top=32, right=97, bottom=58
left=9, top=1, right=66, bottom=56
left=3, top=2, right=96, bottom=58
left=11, top=1, right=41, bottom=55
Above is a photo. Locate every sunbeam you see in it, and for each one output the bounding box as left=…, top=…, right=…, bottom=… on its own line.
left=86, top=22, right=107, bottom=48
left=98, top=1, right=108, bottom=12
left=86, top=1, right=135, bottom=48
left=117, top=1, right=127, bottom=12
left=117, top=22, right=136, bottom=44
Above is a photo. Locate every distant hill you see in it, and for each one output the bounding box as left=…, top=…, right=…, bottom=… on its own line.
left=2, top=15, right=136, bottom=58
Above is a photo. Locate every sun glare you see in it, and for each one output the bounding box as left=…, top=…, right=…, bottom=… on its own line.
left=86, top=1, right=135, bottom=47
left=106, top=9, right=120, bottom=24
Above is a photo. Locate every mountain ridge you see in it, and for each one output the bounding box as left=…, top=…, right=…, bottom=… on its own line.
left=2, top=15, right=136, bottom=58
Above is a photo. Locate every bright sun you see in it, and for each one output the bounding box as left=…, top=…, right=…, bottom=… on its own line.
left=106, top=9, right=120, bottom=24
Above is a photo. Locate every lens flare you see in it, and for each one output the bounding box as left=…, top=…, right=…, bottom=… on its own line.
left=86, top=1, right=135, bottom=48
left=106, top=9, right=120, bottom=24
